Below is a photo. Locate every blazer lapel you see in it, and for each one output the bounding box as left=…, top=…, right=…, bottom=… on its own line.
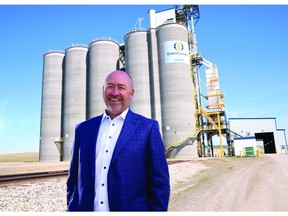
left=110, top=110, right=138, bottom=165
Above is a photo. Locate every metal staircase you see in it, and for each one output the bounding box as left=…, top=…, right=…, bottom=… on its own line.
left=165, top=129, right=200, bottom=158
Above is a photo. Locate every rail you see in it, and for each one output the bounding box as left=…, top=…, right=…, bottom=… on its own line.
left=0, top=170, right=68, bottom=184
left=0, top=161, right=188, bottom=185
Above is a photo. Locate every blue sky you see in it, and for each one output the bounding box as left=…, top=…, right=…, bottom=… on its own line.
left=0, top=4, right=287, bottom=154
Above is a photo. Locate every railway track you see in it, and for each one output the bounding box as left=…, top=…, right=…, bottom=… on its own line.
left=0, top=170, right=68, bottom=185
left=0, top=159, right=186, bottom=185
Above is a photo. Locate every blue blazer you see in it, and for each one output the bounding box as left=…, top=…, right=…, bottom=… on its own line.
left=67, top=109, right=170, bottom=211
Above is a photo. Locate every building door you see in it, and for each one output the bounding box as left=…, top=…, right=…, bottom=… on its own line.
left=255, top=132, right=276, bottom=154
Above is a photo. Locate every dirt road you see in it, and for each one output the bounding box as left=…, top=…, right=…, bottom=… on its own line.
left=168, top=154, right=288, bottom=211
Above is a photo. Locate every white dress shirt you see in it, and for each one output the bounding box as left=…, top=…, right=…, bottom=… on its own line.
left=94, top=108, right=128, bottom=211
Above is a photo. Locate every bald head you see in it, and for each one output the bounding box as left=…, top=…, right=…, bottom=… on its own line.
left=102, top=70, right=135, bottom=119
left=104, top=70, right=134, bottom=89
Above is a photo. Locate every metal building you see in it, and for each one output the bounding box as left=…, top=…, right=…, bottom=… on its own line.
left=39, top=51, right=64, bottom=161
left=88, top=39, right=120, bottom=118
left=229, top=118, right=288, bottom=154
left=62, top=45, right=88, bottom=161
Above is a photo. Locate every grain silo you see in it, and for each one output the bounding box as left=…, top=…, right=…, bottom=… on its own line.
left=88, top=39, right=120, bottom=118
left=147, top=28, right=162, bottom=131
left=39, top=51, right=64, bottom=161
left=62, top=45, right=88, bottom=161
left=124, top=30, right=151, bottom=118
left=156, top=23, right=196, bottom=149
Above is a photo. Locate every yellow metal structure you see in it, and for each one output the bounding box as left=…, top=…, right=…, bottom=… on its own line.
left=200, top=106, right=219, bottom=130
left=205, top=65, right=225, bottom=110
left=199, top=106, right=226, bottom=157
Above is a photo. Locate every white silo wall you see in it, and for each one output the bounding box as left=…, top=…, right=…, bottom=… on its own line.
left=124, top=30, right=151, bottom=118
left=88, top=39, right=120, bottom=118
left=39, top=52, right=64, bottom=161
left=156, top=23, right=196, bottom=149
left=62, top=45, right=88, bottom=161
left=147, top=28, right=162, bottom=133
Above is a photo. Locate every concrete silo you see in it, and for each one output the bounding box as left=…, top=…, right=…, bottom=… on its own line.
left=88, top=39, right=120, bottom=118
left=156, top=23, right=196, bottom=150
left=147, top=28, right=162, bottom=131
left=39, top=51, right=64, bottom=161
left=124, top=30, right=151, bottom=118
left=62, top=45, right=88, bottom=161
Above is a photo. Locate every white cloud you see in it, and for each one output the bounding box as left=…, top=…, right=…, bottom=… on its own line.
left=241, top=84, right=288, bottom=103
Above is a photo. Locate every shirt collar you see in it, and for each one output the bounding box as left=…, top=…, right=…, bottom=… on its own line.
left=101, top=108, right=129, bottom=122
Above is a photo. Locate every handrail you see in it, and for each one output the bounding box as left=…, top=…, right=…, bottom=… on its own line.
left=165, top=129, right=200, bottom=151
left=165, top=129, right=200, bottom=158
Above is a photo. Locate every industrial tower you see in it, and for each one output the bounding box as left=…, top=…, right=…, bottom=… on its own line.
left=165, top=5, right=233, bottom=158
left=40, top=5, right=234, bottom=161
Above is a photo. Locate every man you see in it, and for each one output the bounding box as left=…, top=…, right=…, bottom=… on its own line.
left=67, top=70, right=170, bottom=211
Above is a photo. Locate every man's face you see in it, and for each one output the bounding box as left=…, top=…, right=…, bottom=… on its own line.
left=103, top=71, right=134, bottom=119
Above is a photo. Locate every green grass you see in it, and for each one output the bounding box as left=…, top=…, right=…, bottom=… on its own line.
left=0, top=152, right=39, bottom=162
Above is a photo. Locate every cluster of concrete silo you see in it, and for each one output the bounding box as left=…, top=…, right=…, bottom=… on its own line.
left=39, top=22, right=196, bottom=161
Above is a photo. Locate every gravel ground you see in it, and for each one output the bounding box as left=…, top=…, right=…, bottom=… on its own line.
left=168, top=154, right=288, bottom=211
left=0, top=178, right=67, bottom=212
left=0, top=159, right=207, bottom=212
left=2, top=154, right=286, bottom=212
